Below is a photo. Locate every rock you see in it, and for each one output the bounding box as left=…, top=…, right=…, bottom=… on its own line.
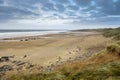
left=16, top=62, right=26, bottom=66
left=23, top=55, right=27, bottom=58
left=25, top=39, right=28, bottom=41
left=0, top=65, right=13, bottom=72
left=47, top=65, right=54, bottom=72
left=50, top=64, right=55, bottom=68
left=25, top=63, right=34, bottom=69
left=11, top=60, right=17, bottom=63
left=20, top=40, right=23, bottom=41
left=12, top=61, right=26, bottom=66
left=69, top=57, right=72, bottom=60
left=69, top=52, right=72, bottom=54
left=0, top=57, right=10, bottom=62
left=58, top=56, right=62, bottom=61
left=16, top=66, right=22, bottom=71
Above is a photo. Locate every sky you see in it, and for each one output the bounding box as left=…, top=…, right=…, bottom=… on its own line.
left=0, top=0, right=120, bottom=30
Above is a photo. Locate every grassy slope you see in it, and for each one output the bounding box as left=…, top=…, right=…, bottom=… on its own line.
left=97, top=27, right=120, bottom=40
left=5, top=28, right=120, bottom=80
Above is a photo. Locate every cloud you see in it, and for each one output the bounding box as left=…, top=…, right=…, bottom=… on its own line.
left=67, top=5, right=79, bottom=11
left=95, top=0, right=120, bottom=15
left=52, top=0, right=70, bottom=4
left=0, top=5, right=38, bottom=21
left=41, top=2, right=56, bottom=11
left=0, top=0, right=3, bottom=4
left=74, top=0, right=92, bottom=6
left=55, top=3, right=65, bottom=12
left=0, top=0, right=120, bottom=26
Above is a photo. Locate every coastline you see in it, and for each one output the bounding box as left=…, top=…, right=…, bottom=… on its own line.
left=0, top=30, right=113, bottom=76
left=0, top=30, right=66, bottom=41
left=0, top=30, right=100, bottom=41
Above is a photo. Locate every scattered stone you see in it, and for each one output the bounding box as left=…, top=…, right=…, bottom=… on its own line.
left=16, top=62, right=26, bottom=66
left=47, top=65, right=54, bottom=72
left=25, top=39, right=28, bottom=41
left=50, top=64, right=55, bottom=68
left=11, top=60, right=17, bottom=64
left=69, top=57, right=72, bottom=60
left=20, top=40, right=23, bottom=41
left=58, top=56, right=62, bottom=61
left=12, top=60, right=26, bottom=66
left=9, top=55, right=15, bottom=58
left=78, top=48, right=81, bottom=51
left=73, top=50, right=75, bottom=52
left=16, top=66, right=22, bottom=71
left=26, top=63, right=34, bottom=69
left=69, top=52, right=72, bottom=54
left=23, top=55, right=27, bottom=58
left=0, top=65, right=13, bottom=72
left=76, top=50, right=79, bottom=52
left=0, top=57, right=10, bottom=62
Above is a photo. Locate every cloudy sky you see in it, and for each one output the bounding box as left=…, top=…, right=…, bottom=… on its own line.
left=0, top=0, right=120, bottom=29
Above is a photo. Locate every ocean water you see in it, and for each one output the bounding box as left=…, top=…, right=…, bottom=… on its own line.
left=0, top=30, right=66, bottom=39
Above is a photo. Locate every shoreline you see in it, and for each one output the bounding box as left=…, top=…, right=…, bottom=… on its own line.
left=0, top=30, right=67, bottom=41
left=0, top=30, right=100, bottom=42
left=0, top=31, right=113, bottom=76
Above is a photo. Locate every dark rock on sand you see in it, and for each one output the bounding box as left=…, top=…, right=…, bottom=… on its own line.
left=23, top=55, right=27, bottom=58
left=0, top=57, right=10, bottom=62
left=0, top=65, right=13, bottom=73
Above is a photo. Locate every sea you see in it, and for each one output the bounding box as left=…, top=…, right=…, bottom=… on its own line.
left=0, top=29, right=66, bottom=39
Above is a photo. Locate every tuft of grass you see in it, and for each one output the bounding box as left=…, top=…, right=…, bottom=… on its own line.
left=106, top=44, right=120, bottom=56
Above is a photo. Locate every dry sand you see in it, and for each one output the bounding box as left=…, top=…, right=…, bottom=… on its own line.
left=0, top=31, right=113, bottom=67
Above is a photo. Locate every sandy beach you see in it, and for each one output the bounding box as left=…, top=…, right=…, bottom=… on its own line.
left=0, top=31, right=114, bottom=75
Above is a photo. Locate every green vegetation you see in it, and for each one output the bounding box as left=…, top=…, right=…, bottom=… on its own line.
left=98, top=27, right=120, bottom=40
left=6, top=61, right=120, bottom=80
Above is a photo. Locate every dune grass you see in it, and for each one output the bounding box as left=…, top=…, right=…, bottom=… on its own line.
left=98, top=27, right=120, bottom=40
left=6, top=60, right=120, bottom=80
